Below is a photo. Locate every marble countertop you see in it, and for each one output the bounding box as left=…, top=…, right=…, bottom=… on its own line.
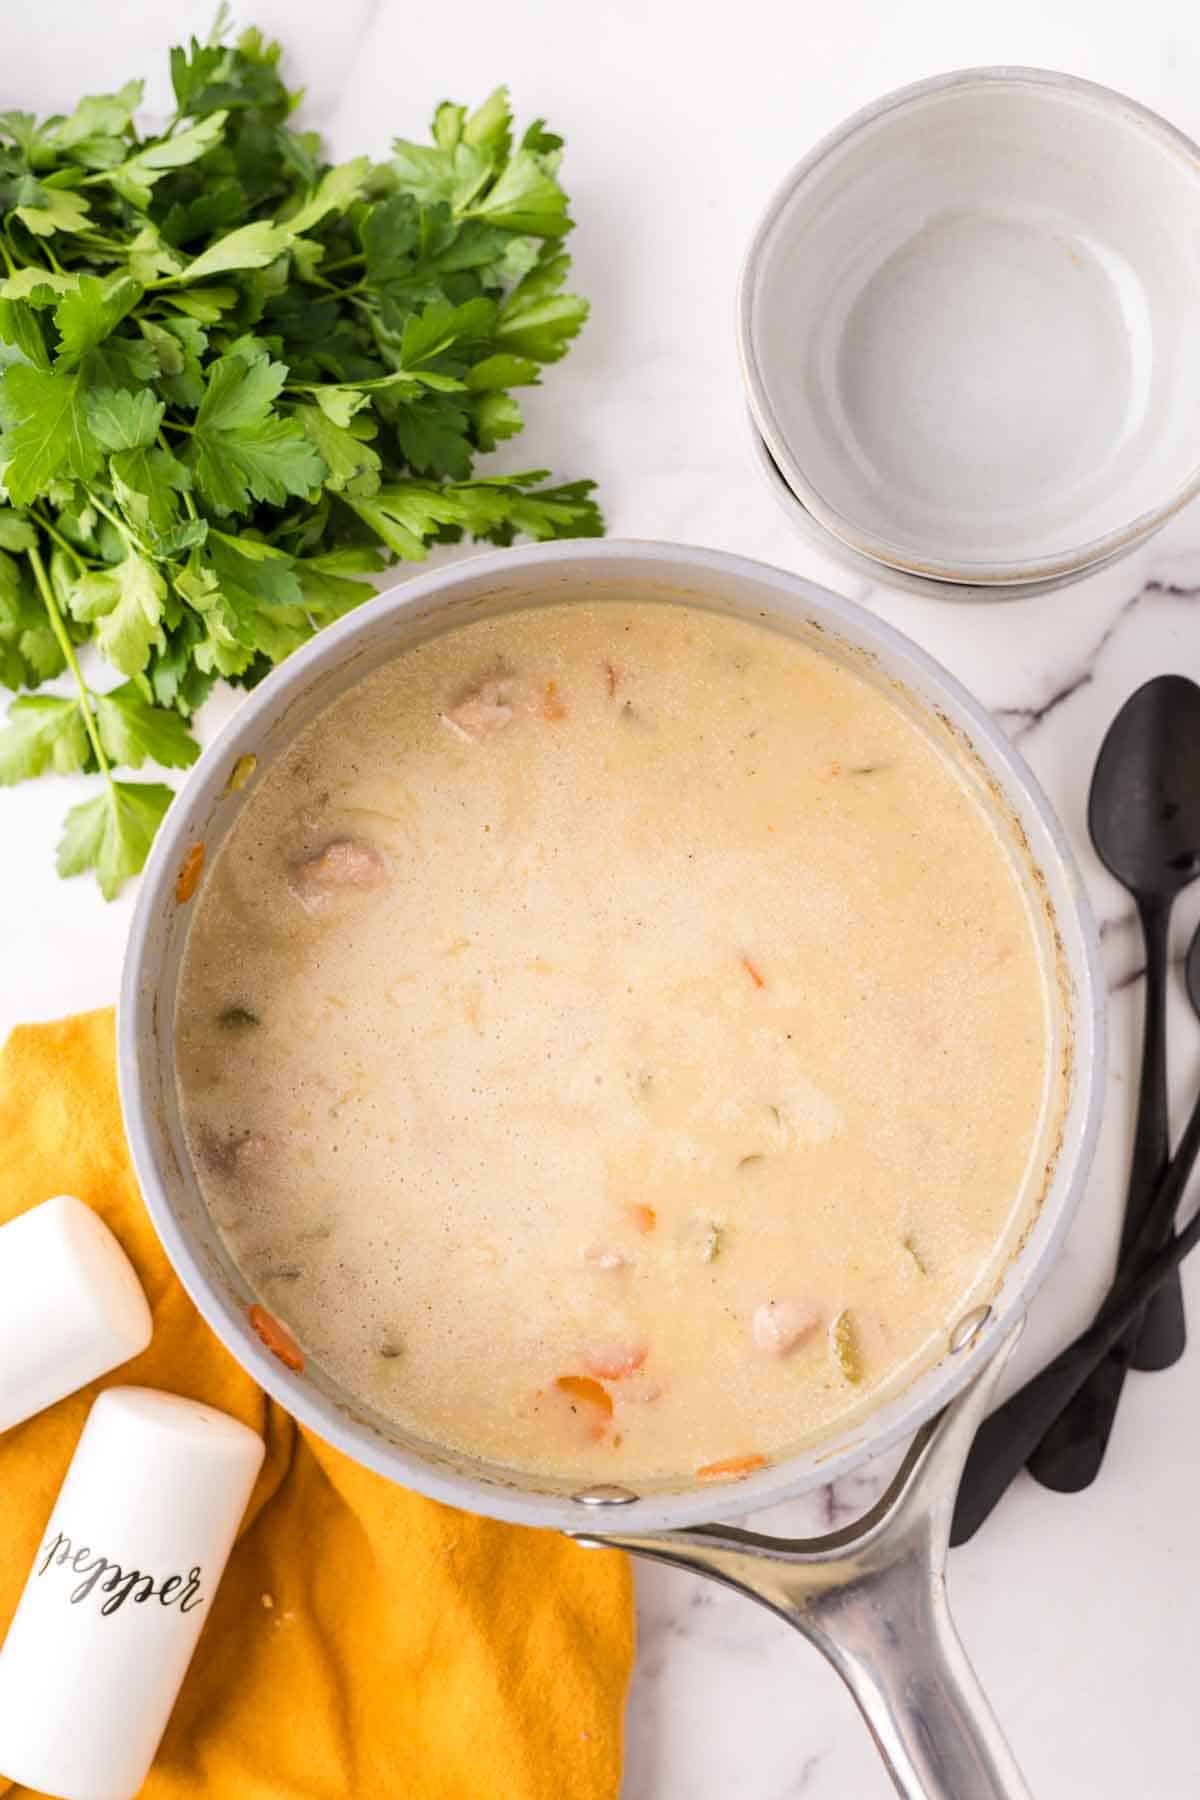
left=3, top=2, right=1200, bottom=1794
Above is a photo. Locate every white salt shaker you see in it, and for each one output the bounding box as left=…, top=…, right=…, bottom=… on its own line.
left=0, top=1195, right=153, bottom=1433
left=0, top=1386, right=265, bottom=1800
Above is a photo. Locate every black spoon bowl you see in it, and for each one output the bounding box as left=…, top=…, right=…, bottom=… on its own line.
left=1084, top=673, right=1200, bottom=1361
left=954, top=921, right=1200, bottom=1544
left=1028, top=675, right=1200, bottom=1495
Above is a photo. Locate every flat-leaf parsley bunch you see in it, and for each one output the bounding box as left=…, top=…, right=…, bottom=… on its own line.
left=0, top=11, right=600, bottom=895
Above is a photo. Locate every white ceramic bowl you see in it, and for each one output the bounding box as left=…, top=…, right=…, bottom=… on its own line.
left=746, top=415, right=1142, bottom=602
left=740, top=69, right=1200, bottom=586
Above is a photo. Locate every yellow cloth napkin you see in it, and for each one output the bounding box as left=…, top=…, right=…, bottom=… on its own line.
left=0, top=1010, right=634, bottom=1799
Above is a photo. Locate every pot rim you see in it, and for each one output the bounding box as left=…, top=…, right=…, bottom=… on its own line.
left=737, top=65, right=1200, bottom=587
left=118, top=538, right=1106, bottom=1532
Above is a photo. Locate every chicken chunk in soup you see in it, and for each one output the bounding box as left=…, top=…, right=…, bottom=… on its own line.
left=174, top=601, right=1055, bottom=1484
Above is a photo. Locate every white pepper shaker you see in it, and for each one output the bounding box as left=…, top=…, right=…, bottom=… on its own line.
left=0, top=1386, right=265, bottom=1800
left=0, top=1195, right=153, bottom=1433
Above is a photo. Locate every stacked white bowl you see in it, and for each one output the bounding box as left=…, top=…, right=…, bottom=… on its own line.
left=738, top=69, right=1200, bottom=602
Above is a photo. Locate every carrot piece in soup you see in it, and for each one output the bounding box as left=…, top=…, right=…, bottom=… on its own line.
left=626, top=1204, right=657, bottom=1234
left=555, top=1375, right=614, bottom=1440
left=175, top=842, right=205, bottom=904
left=740, top=955, right=765, bottom=989
left=697, top=1452, right=767, bottom=1482
left=555, top=1375, right=614, bottom=1416
left=540, top=680, right=567, bottom=721
left=603, top=660, right=622, bottom=698
left=248, top=1304, right=305, bottom=1372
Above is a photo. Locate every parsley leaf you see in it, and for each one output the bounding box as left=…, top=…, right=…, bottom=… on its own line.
left=146, top=611, right=218, bottom=715
left=0, top=694, right=89, bottom=781
left=0, top=510, right=38, bottom=550
left=470, top=390, right=522, bottom=451
left=181, top=220, right=297, bottom=282
left=0, top=364, right=102, bottom=501
left=495, top=252, right=588, bottom=361
left=468, top=149, right=572, bottom=236
left=295, top=549, right=378, bottom=623
left=46, top=81, right=144, bottom=154
left=177, top=534, right=309, bottom=676
left=388, top=139, right=493, bottom=213
left=93, top=680, right=199, bottom=770
left=54, top=276, right=144, bottom=367
left=169, top=23, right=229, bottom=116
left=284, top=158, right=370, bottom=234
left=85, top=388, right=165, bottom=451
left=13, top=187, right=93, bottom=238
left=109, top=442, right=193, bottom=542
left=295, top=405, right=381, bottom=495
left=65, top=552, right=167, bottom=676
left=397, top=296, right=498, bottom=366
left=390, top=394, right=474, bottom=480
left=142, top=316, right=206, bottom=408
left=189, top=341, right=326, bottom=514
left=57, top=779, right=174, bottom=898
left=101, top=112, right=228, bottom=209
left=0, top=270, right=76, bottom=302
left=0, top=298, right=50, bottom=372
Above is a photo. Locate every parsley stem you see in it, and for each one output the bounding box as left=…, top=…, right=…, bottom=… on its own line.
left=87, top=496, right=124, bottom=533
left=313, top=253, right=365, bottom=276
left=26, top=544, right=111, bottom=780
left=29, top=511, right=95, bottom=572
left=87, top=494, right=138, bottom=551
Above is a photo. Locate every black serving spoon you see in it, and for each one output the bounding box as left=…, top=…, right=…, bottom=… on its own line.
left=1028, top=675, right=1200, bottom=1495
left=953, top=923, right=1200, bottom=1545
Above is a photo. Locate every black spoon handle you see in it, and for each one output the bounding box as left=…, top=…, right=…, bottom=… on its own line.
left=1028, top=897, right=1182, bottom=1494
left=953, top=1085, right=1200, bottom=1547
left=1124, top=896, right=1185, bottom=1370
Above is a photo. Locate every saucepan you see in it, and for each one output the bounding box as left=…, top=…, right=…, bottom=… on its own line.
left=118, top=541, right=1105, bottom=1798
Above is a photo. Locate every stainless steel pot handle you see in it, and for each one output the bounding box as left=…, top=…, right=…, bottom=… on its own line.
left=573, top=1320, right=1030, bottom=1800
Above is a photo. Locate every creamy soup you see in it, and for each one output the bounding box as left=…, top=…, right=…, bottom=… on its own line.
left=175, top=600, right=1053, bottom=1485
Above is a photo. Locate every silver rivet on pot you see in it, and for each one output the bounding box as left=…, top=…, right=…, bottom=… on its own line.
left=570, top=1485, right=639, bottom=1506
left=949, top=1306, right=992, bottom=1353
